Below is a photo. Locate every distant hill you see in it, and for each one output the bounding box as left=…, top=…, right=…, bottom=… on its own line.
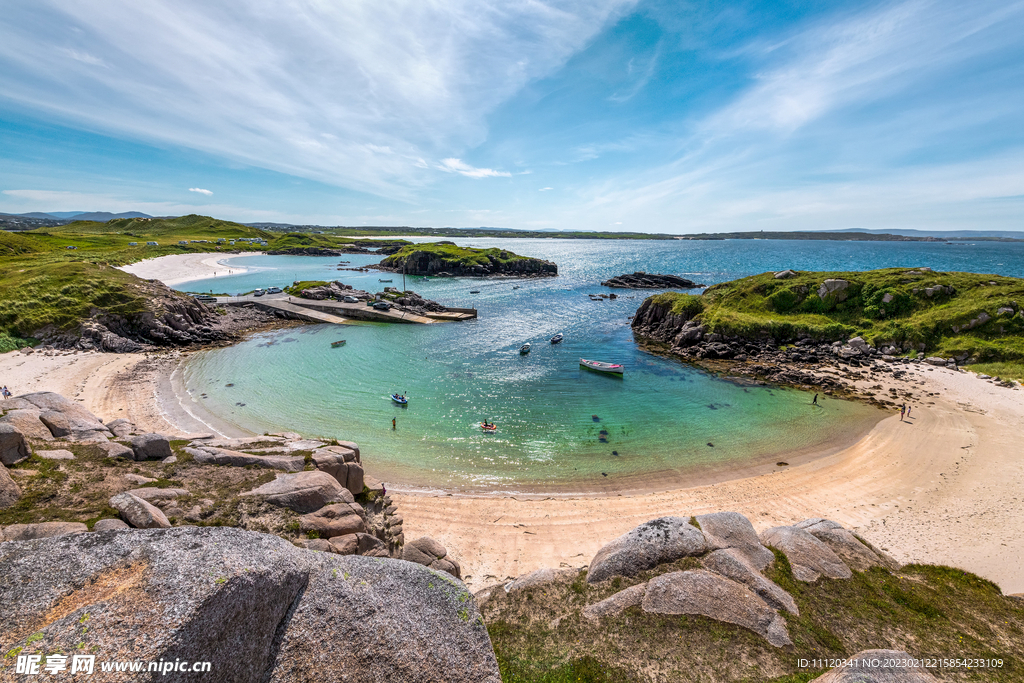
left=65, top=211, right=153, bottom=222
left=826, top=227, right=1024, bottom=239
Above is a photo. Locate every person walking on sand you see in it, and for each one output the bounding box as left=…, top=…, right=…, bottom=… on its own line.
left=2, top=386, right=9, bottom=399
left=900, top=404, right=906, bottom=421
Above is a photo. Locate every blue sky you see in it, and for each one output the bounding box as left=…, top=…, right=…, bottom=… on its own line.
left=1, top=0, right=1022, bottom=232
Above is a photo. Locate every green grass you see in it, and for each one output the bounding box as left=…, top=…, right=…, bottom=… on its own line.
left=284, top=280, right=329, bottom=296
left=0, top=334, right=37, bottom=353
left=965, top=361, right=1024, bottom=381
left=644, top=268, right=1024, bottom=363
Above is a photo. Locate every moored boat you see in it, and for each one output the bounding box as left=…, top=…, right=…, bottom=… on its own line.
left=580, top=358, right=623, bottom=375
left=550, top=333, right=564, bottom=344
left=379, top=278, right=393, bottom=282
left=331, top=340, right=347, bottom=348
left=519, top=343, right=531, bottom=355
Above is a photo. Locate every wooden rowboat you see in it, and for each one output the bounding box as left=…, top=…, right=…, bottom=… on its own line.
left=580, top=358, right=624, bottom=375
left=331, top=340, right=347, bottom=348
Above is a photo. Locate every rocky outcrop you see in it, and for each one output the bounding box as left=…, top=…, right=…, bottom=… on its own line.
left=817, top=278, right=851, bottom=302
left=128, top=433, right=173, bottom=460
left=299, top=503, right=366, bottom=538
left=587, top=517, right=708, bottom=583
left=816, top=650, right=940, bottom=682
left=93, top=518, right=130, bottom=531
left=403, top=536, right=462, bottom=579
left=312, top=447, right=365, bottom=496
left=0, top=463, right=21, bottom=508
left=8, top=392, right=111, bottom=441
left=760, top=525, right=852, bottom=582
left=35, top=449, right=75, bottom=460
left=0, top=408, right=54, bottom=441
left=1, top=521, right=88, bottom=541
left=795, top=518, right=900, bottom=572
left=601, top=272, right=705, bottom=289
left=104, top=418, right=134, bottom=438
left=188, top=446, right=306, bottom=472
left=702, top=548, right=798, bottom=615
left=0, top=423, right=31, bottom=466
left=376, top=248, right=557, bottom=278
left=110, top=491, right=172, bottom=529
left=582, top=582, right=647, bottom=621
left=696, top=511, right=775, bottom=571
left=241, top=470, right=347, bottom=513
left=0, top=527, right=500, bottom=683
left=642, top=570, right=792, bottom=647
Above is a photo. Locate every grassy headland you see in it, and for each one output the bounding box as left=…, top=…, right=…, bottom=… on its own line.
left=484, top=556, right=1023, bottom=682
left=0, top=215, right=407, bottom=343
left=642, top=268, right=1024, bottom=369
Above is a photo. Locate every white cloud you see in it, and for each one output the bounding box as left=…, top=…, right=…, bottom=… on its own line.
left=539, top=187, right=554, bottom=191
left=0, top=0, right=636, bottom=198
left=438, top=158, right=511, bottom=178
left=189, top=187, right=213, bottom=196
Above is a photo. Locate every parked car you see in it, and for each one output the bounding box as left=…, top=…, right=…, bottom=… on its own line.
left=266, top=287, right=282, bottom=294
left=372, top=301, right=392, bottom=311
left=253, top=289, right=265, bottom=297
left=193, top=295, right=217, bottom=303
left=342, top=295, right=359, bottom=303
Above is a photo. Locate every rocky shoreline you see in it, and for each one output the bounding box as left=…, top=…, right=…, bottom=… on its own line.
left=631, top=293, right=1019, bottom=406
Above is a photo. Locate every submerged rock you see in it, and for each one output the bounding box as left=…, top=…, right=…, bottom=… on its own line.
left=601, top=272, right=705, bottom=289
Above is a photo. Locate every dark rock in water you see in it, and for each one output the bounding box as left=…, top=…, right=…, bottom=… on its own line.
left=601, top=272, right=705, bottom=289
left=0, top=527, right=499, bottom=683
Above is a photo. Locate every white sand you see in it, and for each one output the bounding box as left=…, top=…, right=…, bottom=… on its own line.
left=118, top=252, right=256, bottom=287
left=4, top=348, right=1021, bottom=593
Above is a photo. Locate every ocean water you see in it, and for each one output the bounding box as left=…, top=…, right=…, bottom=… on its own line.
left=178, top=238, right=1024, bottom=492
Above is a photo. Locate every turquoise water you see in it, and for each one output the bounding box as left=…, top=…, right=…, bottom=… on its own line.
left=178, top=238, right=1024, bottom=492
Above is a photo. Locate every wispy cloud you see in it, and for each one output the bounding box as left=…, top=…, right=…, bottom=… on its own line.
left=438, top=158, right=511, bottom=178
left=0, top=0, right=636, bottom=198
left=188, top=187, right=212, bottom=196
left=539, top=187, right=554, bottom=191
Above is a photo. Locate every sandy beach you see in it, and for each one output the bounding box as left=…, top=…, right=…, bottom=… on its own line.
left=3, top=345, right=1021, bottom=595
left=117, top=251, right=256, bottom=287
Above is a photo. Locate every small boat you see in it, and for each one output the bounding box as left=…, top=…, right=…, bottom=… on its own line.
left=550, top=333, right=564, bottom=344
left=513, top=285, right=520, bottom=289
left=391, top=393, right=408, bottom=404
left=470, top=290, right=481, bottom=294
left=330, top=340, right=347, bottom=348
left=580, top=358, right=624, bottom=375
left=379, top=278, right=393, bottom=282
left=480, top=422, right=497, bottom=432
left=519, top=343, right=531, bottom=355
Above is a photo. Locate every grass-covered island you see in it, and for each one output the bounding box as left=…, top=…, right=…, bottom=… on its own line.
left=632, top=268, right=1024, bottom=380
left=375, top=242, right=557, bottom=277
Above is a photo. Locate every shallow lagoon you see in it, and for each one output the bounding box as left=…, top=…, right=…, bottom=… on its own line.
left=179, top=238, right=1024, bottom=492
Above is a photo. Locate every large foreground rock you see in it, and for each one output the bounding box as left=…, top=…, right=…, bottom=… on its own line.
left=110, top=492, right=171, bottom=529
left=760, top=526, right=852, bottom=582
left=642, top=569, right=792, bottom=647
left=402, top=536, right=462, bottom=579
left=312, top=449, right=364, bottom=495
left=795, top=518, right=899, bottom=572
left=1, top=521, right=88, bottom=542
left=815, top=649, right=939, bottom=682
left=696, top=511, right=775, bottom=571
left=0, top=527, right=500, bottom=683
left=0, top=463, right=21, bottom=509
left=241, top=470, right=346, bottom=513
left=129, top=433, right=173, bottom=461
left=0, top=423, right=30, bottom=466
left=587, top=517, right=708, bottom=583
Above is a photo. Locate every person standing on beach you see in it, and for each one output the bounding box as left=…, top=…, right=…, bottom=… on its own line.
left=900, top=404, right=906, bottom=421
left=2, top=386, right=9, bottom=399
left=812, top=393, right=818, bottom=405
left=906, top=405, right=912, bottom=418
